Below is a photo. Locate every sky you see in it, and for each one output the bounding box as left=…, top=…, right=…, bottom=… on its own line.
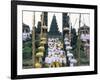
left=23, top=11, right=90, bottom=32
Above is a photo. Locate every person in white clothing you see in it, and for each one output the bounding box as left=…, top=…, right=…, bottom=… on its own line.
left=45, top=55, right=53, bottom=67
left=59, top=57, right=63, bottom=66
left=62, top=57, right=66, bottom=66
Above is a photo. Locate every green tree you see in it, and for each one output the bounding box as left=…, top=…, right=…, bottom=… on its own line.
left=23, top=46, right=32, bottom=59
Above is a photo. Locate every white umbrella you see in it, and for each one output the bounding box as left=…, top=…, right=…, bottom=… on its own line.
left=70, top=58, right=77, bottom=63
left=69, top=58, right=77, bottom=67
left=84, top=43, right=90, bottom=47
left=42, top=25, right=47, bottom=29
left=80, top=34, right=90, bottom=41
left=63, top=27, right=70, bottom=30
left=64, top=38, right=68, bottom=41
left=65, top=41, right=70, bottom=45
left=66, top=46, right=72, bottom=50
left=67, top=52, right=73, bottom=57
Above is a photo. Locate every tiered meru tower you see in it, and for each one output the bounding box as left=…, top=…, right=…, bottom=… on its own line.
left=62, top=13, right=70, bottom=66
left=40, top=12, right=48, bottom=38
left=48, top=14, right=61, bottom=38
left=63, top=13, right=70, bottom=39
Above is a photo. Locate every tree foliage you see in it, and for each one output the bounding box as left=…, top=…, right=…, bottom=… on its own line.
left=23, top=40, right=32, bottom=59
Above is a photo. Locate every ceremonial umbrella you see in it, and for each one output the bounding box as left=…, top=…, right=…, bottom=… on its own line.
left=84, top=43, right=90, bottom=47
left=38, top=46, right=45, bottom=51
left=67, top=52, right=73, bottom=61
left=67, top=52, right=73, bottom=57
left=40, top=37, right=46, bottom=41
left=35, top=62, right=42, bottom=68
left=70, top=58, right=77, bottom=63
left=63, top=27, right=70, bottom=30
left=66, top=46, right=72, bottom=50
left=40, top=41, right=46, bottom=45
left=65, top=41, right=70, bottom=45
left=64, top=38, right=68, bottom=41
left=42, top=25, right=47, bottom=29
left=36, top=51, right=44, bottom=57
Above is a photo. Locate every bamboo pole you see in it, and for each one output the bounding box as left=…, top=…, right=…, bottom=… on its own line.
left=41, top=12, right=44, bottom=37
left=77, top=13, right=81, bottom=65
left=32, top=12, right=35, bottom=67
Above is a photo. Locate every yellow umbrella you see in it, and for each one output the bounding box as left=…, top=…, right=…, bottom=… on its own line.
left=35, top=62, right=42, bottom=68
left=36, top=52, right=44, bottom=57
left=40, top=41, right=46, bottom=45
left=40, top=37, right=46, bottom=41
left=38, top=46, right=45, bottom=51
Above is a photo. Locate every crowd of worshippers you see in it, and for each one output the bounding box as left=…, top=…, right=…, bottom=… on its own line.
left=44, top=38, right=67, bottom=67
